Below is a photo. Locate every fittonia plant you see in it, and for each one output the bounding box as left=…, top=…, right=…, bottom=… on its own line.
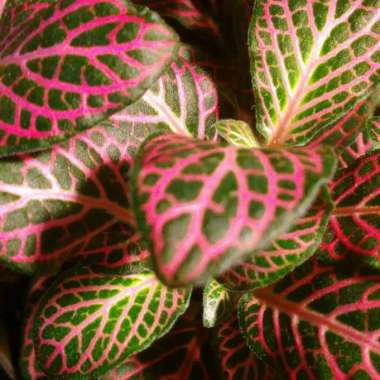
left=0, top=0, right=379, bottom=379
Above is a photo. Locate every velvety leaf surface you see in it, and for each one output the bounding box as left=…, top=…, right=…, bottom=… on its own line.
left=215, top=313, right=278, bottom=380
left=102, top=305, right=217, bottom=380
left=20, top=276, right=55, bottom=380
left=250, top=0, right=380, bottom=145
left=33, top=265, right=191, bottom=379
left=132, top=133, right=337, bottom=286
left=202, top=279, right=232, bottom=328
left=0, top=120, right=151, bottom=273
left=0, top=0, right=178, bottom=156
left=219, top=193, right=331, bottom=291
left=320, top=151, right=380, bottom=267
left=239, top=258, right=380, bottom=379
left=215, top=119, right=258, bottom=148
left=113, top=57, right=218, bottom=140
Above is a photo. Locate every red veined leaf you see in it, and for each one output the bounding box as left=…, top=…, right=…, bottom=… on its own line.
left=250, top=0, right=380, bottom=146
left=136, top=0, right=220, bottom=39
left=131, top=133, right=337, bottom=286
left=102, top=304, right=218, bottom=379
left=0, top=119, right=152, bottom=273
left=20, top=276, right=55, bottom=380
left=202, top=279, right=233, bottom=328
left=215, top=312, right=278, bottom=380
left=0, top=0, right=178, bottom=156
left=112, top=57, right=218, bottom=140
left=239, top=257, right=380, bottom=379
left=338, top=130, right=377, bottom=169
left=33, top=264, right=191, bottom=379
left=219, top=190, right=332, bottom=291
left=319, top=151, right=380, bottom=267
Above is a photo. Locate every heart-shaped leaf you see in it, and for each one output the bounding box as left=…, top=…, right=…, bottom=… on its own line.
left=0, top=0, right=178, bottom=156
left=215, top=313, right=278, bottom=380
left=239, top=257, right=380, bottom=379
left=112, top=57, right=218, bottom=140
left=33, top=265, right=191, bottom=379
left=219, top=191, right=331, bottom=291
left=319, top=151, right=380, bottom=267
left=102, top=305, right=216, bottom=380
left=202, top=279, right=233, bottom=328
left=215, top=119, right=258, bottom=148
left=250, top=0, right=380, bottom=145
left=132, top=133, right=337, bottom=286
left=0, top=118, right=152, bottom=273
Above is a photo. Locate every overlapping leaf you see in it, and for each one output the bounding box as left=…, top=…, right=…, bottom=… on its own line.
left=250, top=0, right=380, bottom=145
left=320, top=151, right=380, bottom=267
left=102, top=306, right=217, bottom=380
left=33, top=265, right=191, bottom=379
left=0, top=0, right=178, bottom=156
left=215, top=313, right=278, bottom=380
left=239, top=258, right=380, bottom=379
left=113, top=57, right=218, bottom=140
left=219, top=192, right=331, bottom=291
left=132, top=133, right=336, bottom=286
left=0, top=120, right=149, bottom=273
left=202, top=279, right=232, bottom=328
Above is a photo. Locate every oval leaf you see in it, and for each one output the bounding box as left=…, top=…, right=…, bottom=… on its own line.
left=0, top=117, right=151, bottom=272
left=239, top=258, right=380, bottom=379
left=131, top=133, right=337, bottom=286
left=0, top=0, right=178, bottom=156
left=102, top=306, right=216, bottom=380
left=33, top=265, right=191, bottom=379
left=250, top=0, right=380, bottom=145
left=219, top=191, right=332, bottom=291
left=320, top=151, right=380, bottom=267
left=215, top=313, right=278, bottom=380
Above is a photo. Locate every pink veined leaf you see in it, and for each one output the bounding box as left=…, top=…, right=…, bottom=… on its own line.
left=131, top=133, right=337, bottom=286
left=219, top=190, right=332, bottom=291
left=239, top=257, right=380, bottom=379
left=135, top=0, right=220, bottom=39
left=112, top=57, right=218, bottom=140
left=319, top=151, right=380, bottom=267
left=215, top=312, right=279, bottom=380
left=0, top=119, right=153, bottom=273
left=0, top=0, right=179, bottom=156
left=369, top=117, right=380, bottom=144
left=20, top=275, right=56, bottom=380
left=250, top=0, right=380, bottom=146
left=33, top=264, right=191, bottom=379
left=101, top=305, right=217, bottom=380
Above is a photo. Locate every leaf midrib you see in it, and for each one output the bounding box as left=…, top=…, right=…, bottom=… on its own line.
left=254, top=287, right=380, bottom=353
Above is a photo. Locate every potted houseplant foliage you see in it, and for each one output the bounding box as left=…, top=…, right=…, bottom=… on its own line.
left=0, top=0, right=379, bottom=378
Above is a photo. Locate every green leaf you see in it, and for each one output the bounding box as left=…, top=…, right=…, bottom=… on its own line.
left=215, top=119, right=258, bottom=148
left=239, top=257, right=380, bottom=379
left=250, top=0, right=380, bottom=145
left=202, top=279, right=233, bottom=328
left=33, top=265, right=191, bottom=379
